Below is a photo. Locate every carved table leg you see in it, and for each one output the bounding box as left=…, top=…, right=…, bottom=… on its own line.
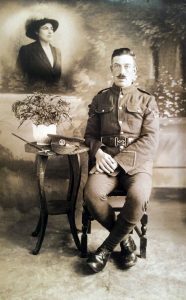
left=32, top=154, right=48, bottom=255
left=67, top=154, right=81, bottom=251
left=140, top=212, right=148, bottom=258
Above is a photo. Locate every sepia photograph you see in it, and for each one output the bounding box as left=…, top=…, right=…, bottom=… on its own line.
left=0, top=0, right=185, bottom=299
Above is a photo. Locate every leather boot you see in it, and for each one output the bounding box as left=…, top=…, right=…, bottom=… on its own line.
left=120, top=235, right=137, bottom=268
left=86, top=246, right=112, bottom=273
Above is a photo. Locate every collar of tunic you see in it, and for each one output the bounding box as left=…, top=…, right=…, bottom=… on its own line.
left=111, top=84, right=138, bottom=95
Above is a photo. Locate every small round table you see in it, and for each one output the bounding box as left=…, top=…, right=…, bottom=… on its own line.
left=25, top=142, right=89, bottom=255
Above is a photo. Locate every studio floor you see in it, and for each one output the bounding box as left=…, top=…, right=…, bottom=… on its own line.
left=0, top=188, right=186, bottom=300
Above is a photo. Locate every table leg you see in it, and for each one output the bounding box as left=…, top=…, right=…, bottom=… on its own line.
left=32, top=212, right=41, bottom=237
left=67, top=154, right=82, bottom=251
left=32, top=154, right=48, bottom=255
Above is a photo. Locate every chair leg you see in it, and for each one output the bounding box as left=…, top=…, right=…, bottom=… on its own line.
left=81, top=207, right=91, bottom=258
left=140, top=212, right=148, bottom=258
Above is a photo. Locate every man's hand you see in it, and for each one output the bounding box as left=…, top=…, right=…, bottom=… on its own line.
left=95, top=148, right=118, bottom=174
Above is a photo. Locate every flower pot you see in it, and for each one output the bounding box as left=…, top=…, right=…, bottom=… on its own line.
left=32, top=123, right=56, bottom=145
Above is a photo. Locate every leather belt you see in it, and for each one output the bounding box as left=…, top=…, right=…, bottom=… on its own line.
left=100, top=136, right=135, bottom=147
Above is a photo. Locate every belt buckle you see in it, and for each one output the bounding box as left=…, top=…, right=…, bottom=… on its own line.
left=115, top=137, right=127, bottom=147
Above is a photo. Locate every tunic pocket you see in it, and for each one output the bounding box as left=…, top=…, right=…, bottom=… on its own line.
left=126, top=103, right=144, bottom=132
left=95, top=106, right=114, bottom=132
left=95, top=106, right=114, bottom=114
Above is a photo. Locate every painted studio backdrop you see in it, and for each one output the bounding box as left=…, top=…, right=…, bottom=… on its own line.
left=0, top=0, right=186, bottom=212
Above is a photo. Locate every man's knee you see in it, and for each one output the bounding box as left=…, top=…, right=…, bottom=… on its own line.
left=127, top=173, right=152, bottom=206
left=127, top=190, right=148, bottom=213
left=84, top=180, right=107, bottom=206
left=121, top=176, right=152, bottom=223
left=129, top=181, right=151, bottom=201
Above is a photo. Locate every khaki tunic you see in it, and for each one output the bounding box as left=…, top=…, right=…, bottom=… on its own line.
left=84, top=84, right=159, bottom=176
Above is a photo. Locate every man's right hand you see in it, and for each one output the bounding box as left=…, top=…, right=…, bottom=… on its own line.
left=95, top=148, right=118, bottom=174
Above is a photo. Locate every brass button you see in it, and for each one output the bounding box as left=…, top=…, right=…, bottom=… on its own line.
left=102, top=109, right=105, bottom=112
left=119, top=106, right=122, bottom=110
left=121, top=131, right=124, bottom=134
left=119, top=120, right=122, bottom=125
left=120, top=145, right=124, bottom=150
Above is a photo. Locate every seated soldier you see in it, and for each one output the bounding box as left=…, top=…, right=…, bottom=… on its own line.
left=83, top=48, right=159, bottom=273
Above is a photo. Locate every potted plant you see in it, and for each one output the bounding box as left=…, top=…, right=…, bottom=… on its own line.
left=12, top=93, right=71, bottom=145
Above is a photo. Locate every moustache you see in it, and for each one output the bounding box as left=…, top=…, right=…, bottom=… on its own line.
left=117, top=75, right=127, bottom=79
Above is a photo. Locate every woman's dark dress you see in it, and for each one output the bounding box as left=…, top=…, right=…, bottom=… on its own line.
left=17, top=41, right=61, bottom=85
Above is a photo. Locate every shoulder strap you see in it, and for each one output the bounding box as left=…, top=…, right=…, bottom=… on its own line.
left=97, top=87, right=110, bottom=94
left=137, top=88, right=151, bottom=95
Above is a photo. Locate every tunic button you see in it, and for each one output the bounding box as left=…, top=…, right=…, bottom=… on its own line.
left=102, top=109, right=105, bottom=112
left=121, top=131, right=124, bottom=134
left=119, top=120, right=122, bottom=125
left=119, top=106, right=122, bottom=110
left=120, top=145, right=124, bottom=150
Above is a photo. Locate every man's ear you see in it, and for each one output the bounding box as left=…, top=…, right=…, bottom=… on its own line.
left=133, top=63, right=138, bottom=74
left=133, top=66, right=137, bottom=81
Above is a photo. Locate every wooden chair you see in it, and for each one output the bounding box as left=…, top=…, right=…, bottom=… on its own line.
left=81, top=188, right=148, bottom=258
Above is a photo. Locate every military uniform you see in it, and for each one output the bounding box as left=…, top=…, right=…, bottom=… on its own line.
left=84, top=83, right=159, bottom=233
left=84, top=84, right=159, bottom=175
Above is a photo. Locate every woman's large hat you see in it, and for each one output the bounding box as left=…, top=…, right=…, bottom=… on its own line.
left=26, top=18, right=59, bottom=40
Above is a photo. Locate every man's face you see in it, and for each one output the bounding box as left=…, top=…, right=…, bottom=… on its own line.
left=111, top=54, right=136, bottom=88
